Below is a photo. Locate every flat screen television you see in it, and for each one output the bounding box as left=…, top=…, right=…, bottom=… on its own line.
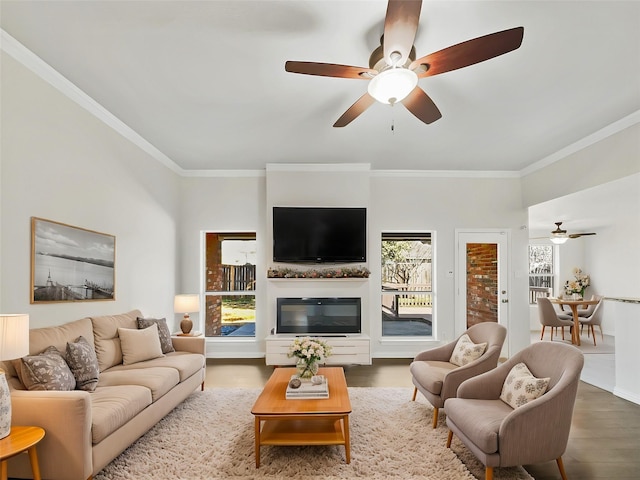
left=273, top=207, right=366, bottom=263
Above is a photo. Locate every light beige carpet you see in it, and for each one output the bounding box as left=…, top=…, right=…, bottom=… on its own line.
left=94, top=387, right=534, bottom=480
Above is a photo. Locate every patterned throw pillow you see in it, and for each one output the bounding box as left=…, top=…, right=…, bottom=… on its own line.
left=20, top=346, right=76, bottom=391
left=449, top=334, right=487, bottom=367
left=500, top=362, right=550, bottom=409
left=137, top=317, right=175, bottom=354
left=66, top=336, right=100, bottom=392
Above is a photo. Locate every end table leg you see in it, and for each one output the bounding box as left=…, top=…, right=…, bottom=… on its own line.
left=343, top=415, right=351, bottom=464
left=254, top=417, right=261, bottom=468
left=27, top=446, right=42, bottom=480
left=1, top=460, right=8, bottom=480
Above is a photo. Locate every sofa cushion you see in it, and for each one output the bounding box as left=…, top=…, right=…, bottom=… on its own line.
left=91, top=385, right=152, bottom=444
left=20, top=346, right=76, bottom=391
left=445, top=398, right=513, bottom=454
left=449, top=334, right=487, bottom=367
left=66, top=335, right=100, bottom=392
left=137, top=317, right=175, bottom=354
left=105, top=351, right=204, bottom=383
left=409, top=360, right=458, bottom=395
left=99, top=367, right=180, bottom=402
left=26, top=317, right=95, bottom=356
left=91, top=310, right=141, bottom=371
left=118, top=325, right=164, bottom=365
left=500, top=362, right=550, bottom=409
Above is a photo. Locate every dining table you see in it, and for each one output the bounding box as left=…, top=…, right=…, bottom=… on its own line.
left=549, top=298, right=599, bottom=346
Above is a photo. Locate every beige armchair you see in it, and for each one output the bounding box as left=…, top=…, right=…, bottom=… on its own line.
left=410, top=322, right=507, bottom=428
left=444, top=341, right=584, bottom=480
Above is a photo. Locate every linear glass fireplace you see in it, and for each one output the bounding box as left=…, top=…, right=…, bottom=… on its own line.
left=276, top=297, right=361, bottom=335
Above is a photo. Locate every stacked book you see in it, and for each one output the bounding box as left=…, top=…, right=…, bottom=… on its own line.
left=285, top=375, right=329, bottom=399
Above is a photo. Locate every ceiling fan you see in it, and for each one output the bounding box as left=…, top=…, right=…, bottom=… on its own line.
left=546, top=222, right=597, bottom=244
left=284, top=0, right=524, bottom=127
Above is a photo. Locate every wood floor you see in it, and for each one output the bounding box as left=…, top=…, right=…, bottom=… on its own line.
left=205, top=356, right=640, bottom=480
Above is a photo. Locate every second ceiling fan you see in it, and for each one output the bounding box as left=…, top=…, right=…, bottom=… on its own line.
left=285, top=0, right=524, bottom=127
left=534, top=222, right=597, bottom=244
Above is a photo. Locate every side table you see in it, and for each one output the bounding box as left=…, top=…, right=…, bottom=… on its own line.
left=0, top=426, right=45, bottom=480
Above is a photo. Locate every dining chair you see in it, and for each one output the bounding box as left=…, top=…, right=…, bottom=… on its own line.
left=538, top=297, right=573, bottom=341
left=577, top=294, right=602, bottom=317
left=579, top=298, right=604, bottom=346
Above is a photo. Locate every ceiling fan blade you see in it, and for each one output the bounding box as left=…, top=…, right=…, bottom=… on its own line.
left=383, top=0, right=422, bottom=66
left=569, top=233, right=597, bottom=238
left=285, top=61, right=376, bottom=79
left=401, top=87, right=442, bottom=124
left=409, top=26, right=524, bottom=78
left=333, top=93, right=376, bottom=127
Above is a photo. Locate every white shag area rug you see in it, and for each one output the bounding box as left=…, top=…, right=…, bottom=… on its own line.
left=94, top=387, right=533, bottom=480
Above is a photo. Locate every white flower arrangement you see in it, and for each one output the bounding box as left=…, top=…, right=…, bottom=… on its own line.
left=564, top=267, right=590, bottom=296
left=287, top=337, right=332, bottom=363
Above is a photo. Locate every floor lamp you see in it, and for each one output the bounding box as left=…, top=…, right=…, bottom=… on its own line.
left=0, top=314, right=29, bottom=439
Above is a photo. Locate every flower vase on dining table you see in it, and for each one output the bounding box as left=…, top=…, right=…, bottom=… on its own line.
left=296, top=358, right=319, bottom=380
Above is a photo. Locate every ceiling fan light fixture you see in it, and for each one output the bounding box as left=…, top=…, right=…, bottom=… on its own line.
left=550, top=235, right=569, bottom=245
left=367, top=68, right=418, bottom=105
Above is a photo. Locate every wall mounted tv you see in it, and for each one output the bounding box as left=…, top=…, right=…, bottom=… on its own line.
left=273, top=207, right=366, bottom=263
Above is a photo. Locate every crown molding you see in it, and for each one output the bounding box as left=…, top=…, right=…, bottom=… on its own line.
left=1, top=28, right=185, bottom=176
left=520, top=110, right=640, bottom=176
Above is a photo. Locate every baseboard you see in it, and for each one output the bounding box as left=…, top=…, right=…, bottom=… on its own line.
left=613, top=387, right=640, bottom=406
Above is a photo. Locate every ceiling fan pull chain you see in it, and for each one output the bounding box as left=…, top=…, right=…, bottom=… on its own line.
left=391, top=104, right=395, bottom=134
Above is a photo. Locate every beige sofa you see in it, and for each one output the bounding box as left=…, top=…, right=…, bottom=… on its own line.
left=3, top=310, right=206, bottom=480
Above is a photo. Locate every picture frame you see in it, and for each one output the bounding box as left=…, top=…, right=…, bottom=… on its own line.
left=31, top=217, right=115, bottom=303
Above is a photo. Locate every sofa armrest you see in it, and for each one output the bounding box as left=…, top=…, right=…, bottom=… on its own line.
left=171, top=335, right=205, bottom=355
left=10, top=390, right=93, bottom=480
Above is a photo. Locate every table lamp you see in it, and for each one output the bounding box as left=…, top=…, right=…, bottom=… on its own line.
left=174, top=294, right=200, bottom=335
left=0, top=314, right=29, bottom=439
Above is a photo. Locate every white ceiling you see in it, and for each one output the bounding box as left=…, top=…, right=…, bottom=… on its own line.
left=1, top=0, right=639, bottom=173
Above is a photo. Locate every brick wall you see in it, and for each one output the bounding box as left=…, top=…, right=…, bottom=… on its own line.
left=205, top=233, right=223, bottom=336
left=466, top=243, right=498, bottom=327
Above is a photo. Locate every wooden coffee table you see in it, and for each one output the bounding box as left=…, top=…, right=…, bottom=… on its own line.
left=251, top=366, right=352, bottom=468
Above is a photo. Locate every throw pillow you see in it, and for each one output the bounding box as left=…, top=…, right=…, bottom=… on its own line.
left=66, top=335, right=100, bottom=392
left=20, top=346, right=76, bottom=391
left=118, top=324, right=164, bottom=366
left=449, top=334, right=488, bottom=367
left=137, top=317, right=175, bottom=354
left=500, top=362, right=551, bottom=409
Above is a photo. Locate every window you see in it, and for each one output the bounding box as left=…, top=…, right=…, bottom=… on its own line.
left=381, top=233, right=433, bottom=336
left=528, top=245, right=555, bottom=304
left=204, top=233, right=256, bottom=337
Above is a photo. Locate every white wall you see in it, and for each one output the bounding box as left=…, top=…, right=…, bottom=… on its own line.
left=0, top=52, right=180, bottom=328
left=178, top=175, right=265, bottom=356
left=370, top=174, right=531, bottom=358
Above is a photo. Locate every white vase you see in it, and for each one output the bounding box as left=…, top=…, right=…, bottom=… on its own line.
left=0, top=372, right=11, bottom=439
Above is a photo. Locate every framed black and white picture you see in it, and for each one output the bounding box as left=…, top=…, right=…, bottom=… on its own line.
left=31, top=217, right=115, bottom=303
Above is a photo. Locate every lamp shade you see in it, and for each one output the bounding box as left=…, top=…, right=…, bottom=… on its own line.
left=174, top=294, right=200, bottom=314
left=0, top=314, right=29, bottom=361
left=367, top=68, right=418, bottom=105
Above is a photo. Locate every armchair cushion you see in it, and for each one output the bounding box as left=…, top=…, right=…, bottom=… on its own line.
left=409, top=360, right=458, bottom=395
left=500, top=362, right=550, bottom=409
left=444, top=398, right=513, bottom=453
left=450, top=334, right=487, bottom=367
